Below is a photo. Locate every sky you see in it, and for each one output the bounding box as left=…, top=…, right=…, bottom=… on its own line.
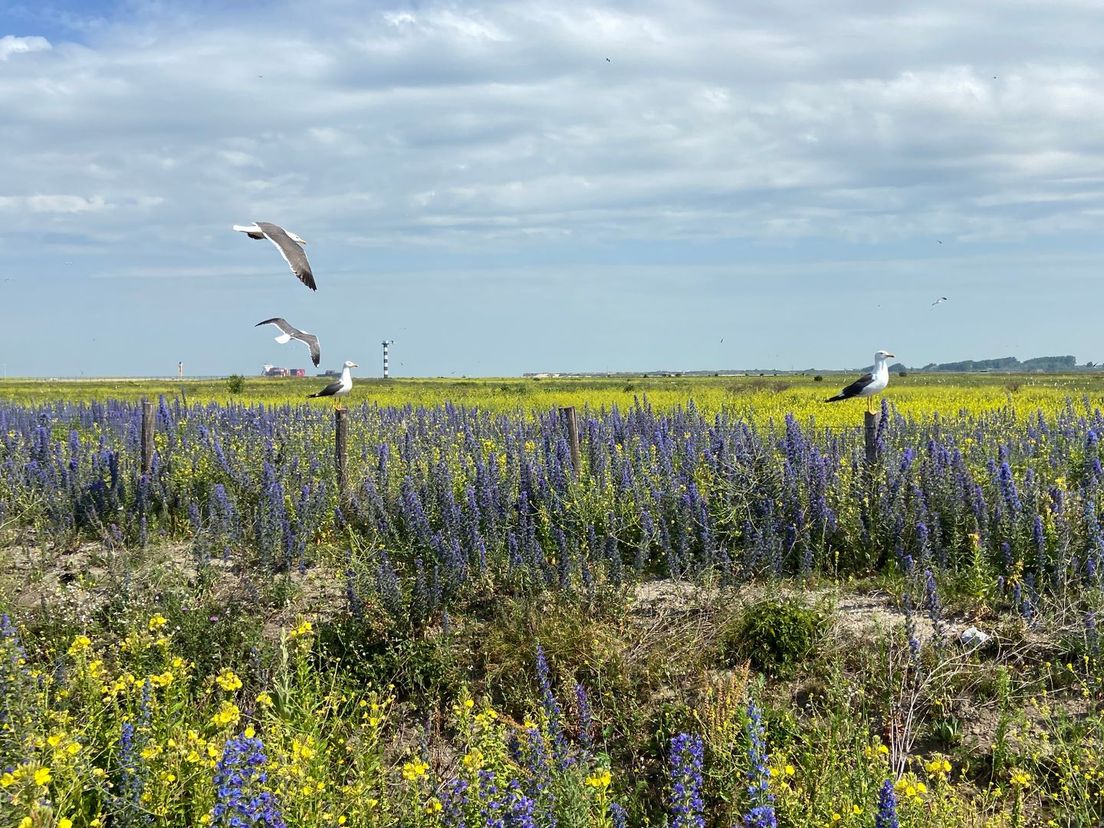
left=1, top=0, right=1103, bottom=377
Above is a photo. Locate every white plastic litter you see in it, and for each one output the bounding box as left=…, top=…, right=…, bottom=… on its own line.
left=960, top=626, right=991, bottom=647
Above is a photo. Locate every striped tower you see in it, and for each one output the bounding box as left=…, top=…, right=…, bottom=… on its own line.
left=381, top=339, right=394, bottom=379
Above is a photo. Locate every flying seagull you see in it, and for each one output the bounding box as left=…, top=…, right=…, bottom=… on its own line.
left=255, top=317, right=320, bottom=366
left=308, top=360, right=358, bottom=406
left=826, top=350, right=895, bottom=413
left=233, top=221, right=316, bottom=290
left=931, top=296, right=948, bottom=307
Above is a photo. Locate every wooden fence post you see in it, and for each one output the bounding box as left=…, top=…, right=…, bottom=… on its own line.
left=864, top=410, right=879, bottom=465
left=140, top=398, right=155, bottom=475
left=335, top=407, right=348, bottom=499
left=560, top=405, right=581, bottom=475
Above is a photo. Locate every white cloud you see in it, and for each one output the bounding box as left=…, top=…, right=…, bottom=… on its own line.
left=0, top=35, right=50, bottom=61
left=0, top=0, right=1100, bottom=251
left=0, top=194, right=109, bottom=213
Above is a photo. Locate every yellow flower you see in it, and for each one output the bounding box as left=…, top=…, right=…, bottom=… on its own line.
left=462, top=749, right=484, bottom=771
left=211, top=701, right=241, bottom=728
left=831, top=813, right=841, bottom=823
left=1010, top=769, right=1032, bottom=788
left=402, top=759, right=430, bottom=780
left=425, top=798, right=443, bottom=814
left=292, top=738, right=316, bottom=761
left=785, top=764, right=795, bottom=776
left=288, top=620, right=313, bottom=640
left=925, top=756, right=952, bottom=777
left=148, top=613, right=168, bottom=630
left=215, top=669, right=243, bottom=692
left=585, top=769, right=612, bottom=790
left=34, top=767, right=52, bottom=786
left=0, top=772, right=14, bottom=788
left=67, top=742, right=82, bottom=755
left=68, top=635, right=92, bottom=655
left=256, top=691, right=274, bottom=708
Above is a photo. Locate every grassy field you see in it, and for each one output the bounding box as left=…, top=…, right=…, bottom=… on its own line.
left=3, top=371, right=1104, bottom=428
left=2, top=376, right=1104, bottom=826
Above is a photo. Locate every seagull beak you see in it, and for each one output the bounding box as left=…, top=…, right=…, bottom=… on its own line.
left=350, top=362, right=358, bottom=368
left=885, top=353, right=896, bottom=359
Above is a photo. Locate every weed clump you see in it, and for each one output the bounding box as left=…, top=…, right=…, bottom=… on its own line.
left=724, top=597, right=828, bottom=676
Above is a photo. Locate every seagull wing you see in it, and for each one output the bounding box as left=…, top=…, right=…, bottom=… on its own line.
left=295, top=331, right=321, bottom=367
left=255, top=317, right=296, bottom=336
left=308, top=379, right=343, bottom=398
left=826, top=373, right=874, bottom=402
left=256, top=222, right=316, bottom=290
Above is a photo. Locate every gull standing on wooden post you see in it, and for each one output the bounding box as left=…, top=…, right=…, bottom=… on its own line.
left=826, top=350, right=895, bottom=413
left=233, top=222, right=316, bottom=290
left=308, top=361, right=358, bottom=407
left=255, top=318, right=321, bottom=366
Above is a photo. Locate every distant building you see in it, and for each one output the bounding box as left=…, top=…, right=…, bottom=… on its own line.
left=289, top=368, right=306, bottom=377
left=262, top=364, right=289, bottom=377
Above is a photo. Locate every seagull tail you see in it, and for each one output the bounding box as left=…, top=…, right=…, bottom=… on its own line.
left=825, top=394, right=846, bottom=403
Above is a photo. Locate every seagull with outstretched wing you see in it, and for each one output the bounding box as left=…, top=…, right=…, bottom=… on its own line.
left=255, top=317, right=320, bottom=366
left=931, top=296, right=948, bottom=307
left=233, top=221, right=316, bottom=290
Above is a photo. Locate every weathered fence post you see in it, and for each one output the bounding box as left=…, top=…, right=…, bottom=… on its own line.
left=863, top=409, right=879, bottom=465
left=140, top=398, right=155, bottom=475
left=335, top=407, right=348, bottom=499
left=560, top=405, right=581, bottom=475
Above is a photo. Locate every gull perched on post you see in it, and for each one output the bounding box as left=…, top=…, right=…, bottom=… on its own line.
left=826, top=350, right=895, bottom=413
left=233, top=221, right=316, bottom=290
left=255, top=318, right=320, bottom=366
left=308, top=361, right=357, bottom=407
